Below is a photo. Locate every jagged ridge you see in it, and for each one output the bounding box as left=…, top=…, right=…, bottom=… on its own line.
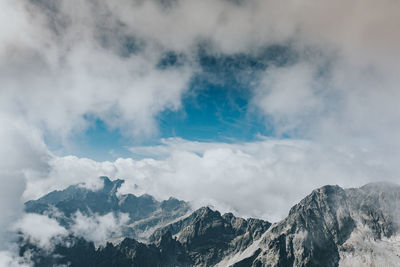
left=24, top=177, right=191, bottom=241
left=21, top=180, right=400, bottom=267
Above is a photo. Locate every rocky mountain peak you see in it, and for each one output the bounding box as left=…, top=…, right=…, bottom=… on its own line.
left=100, top=176, right=124, bottom=195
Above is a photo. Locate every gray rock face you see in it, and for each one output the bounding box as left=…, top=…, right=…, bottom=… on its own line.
left=346, top=182, right=400, bottom=239
left=241, top=185, right=355, bottom=267
left=235, top=183, right=400, bottom=267
left=150, top=207, right=271, bottom=266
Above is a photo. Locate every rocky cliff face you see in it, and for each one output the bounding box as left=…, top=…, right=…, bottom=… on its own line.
left=233, top=182, right=400, bottom=267
left=235, top=185, right=355, bottom=267
left=20, top=180, right=400, bottom=267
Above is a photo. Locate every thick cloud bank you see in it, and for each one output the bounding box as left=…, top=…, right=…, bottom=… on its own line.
left=14, top=212, right=129, bottom=249
left=23, top=138, right=399, bottom=222
left=1, top=0, right=400, bottom=142
left=0, top=116, right=50, bottom=250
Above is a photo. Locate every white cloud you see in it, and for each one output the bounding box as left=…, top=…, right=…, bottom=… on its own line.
left=0, top=0, right=399, bottom=141
left=13, top=214, right=68, bottom=251
left=0, top=114, right=51, bottom=253
left=0, top=250, right=31, bottom=267
left=1, top=0, right=399, bottom=144
left=0, top=0, right=399, bottom=152
left=0, top=114, right=51, bottom=262
left=22, top=138, right=399, bottom=222
left=254, top=62, right=323, bottom=133
left=70, top=212, right=130, bottom=245
left=11, top=211, right=129, bottom=252
left=0, top=0, right=192, bottom=142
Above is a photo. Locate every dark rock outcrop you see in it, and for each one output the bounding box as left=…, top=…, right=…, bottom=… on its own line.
left=150, top=207, right=271, bottom=266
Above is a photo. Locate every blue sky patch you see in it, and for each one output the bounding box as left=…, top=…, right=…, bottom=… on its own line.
left=58, top=46, right=296, bottom=160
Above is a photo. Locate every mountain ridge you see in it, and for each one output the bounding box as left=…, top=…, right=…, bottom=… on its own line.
left=24, top=176, right=192, bottom=242
left=20, top=179, right=400, bottom=266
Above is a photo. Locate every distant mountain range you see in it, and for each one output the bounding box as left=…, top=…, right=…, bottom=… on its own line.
left=21, top=178, right=400, bottom=266
left=25, top=176, right=191, bottom=242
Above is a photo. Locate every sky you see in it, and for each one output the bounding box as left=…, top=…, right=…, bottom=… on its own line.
left=1, top=0, right=400, bottom=264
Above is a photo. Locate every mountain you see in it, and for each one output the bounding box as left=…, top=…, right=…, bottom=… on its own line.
left=20, top=207, right=271, bottom=267
left=150, top=207, right=271, bottom=266
left=21, top=180, right=400, bottom=266
left=232, top=182, right=400, bottom=266
left=24, top=177, right=191, bottom=241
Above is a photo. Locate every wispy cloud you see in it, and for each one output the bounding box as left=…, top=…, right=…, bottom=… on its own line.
left=70, top=211, right=130, bottom=245
left=13, top=213, right=68, bottom=251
